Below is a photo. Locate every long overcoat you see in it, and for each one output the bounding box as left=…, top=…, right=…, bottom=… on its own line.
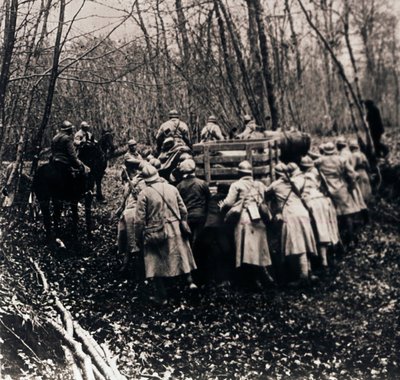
left=292, top=171, right=340, bottom=245
left=349, top=150, right=372, bottom=202
left=315, top=154, right=360, bottom=216
left=134, top=180, right=196, bottom=278
left=340, top=149, right=367, bottom=211
left=266, top=178, right=317, bottom=257
left=221, top=176, right=271, bottom=268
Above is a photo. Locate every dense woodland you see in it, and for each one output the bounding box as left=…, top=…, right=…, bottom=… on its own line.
left=1, top=1, right=400, bottom=379
left=0, top=0, right=399, bottom=167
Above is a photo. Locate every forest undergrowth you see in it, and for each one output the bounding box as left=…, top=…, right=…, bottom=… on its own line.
left=1, top=130, right=400, bottom=380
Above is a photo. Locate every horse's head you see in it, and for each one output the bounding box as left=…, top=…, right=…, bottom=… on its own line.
left=99, top=131, right=115, bottom=158
left=78, top=141, right=103, bottom=168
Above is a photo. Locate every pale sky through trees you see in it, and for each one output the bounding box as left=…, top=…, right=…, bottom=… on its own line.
left=63, top=0, right=400, bottom=40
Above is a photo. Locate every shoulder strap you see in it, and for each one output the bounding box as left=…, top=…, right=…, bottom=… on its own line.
left=315, top=166, right=333, bottom=198
left=285, top=174, right=311, bottom=212
left=150, top=184, right=181, bottom=221
left=170, top=120, right=180, bottom=136
left=280, top=187, right=293, bottom=212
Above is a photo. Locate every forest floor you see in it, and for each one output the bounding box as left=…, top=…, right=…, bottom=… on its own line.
left=1, top=129, right=400, bottom=380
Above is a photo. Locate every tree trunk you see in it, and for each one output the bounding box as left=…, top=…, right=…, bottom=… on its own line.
left=175, top=0, right=193, bottom=118
left=217, top=0, right=261, bottom=125
left=30, top=0, right=66, bottom=176
left=252, top=0, right=280, bottom=130
left=214, top=1, right=242, bottom=118
left=0, top=0, right=18, bottom=140
left=245, top=0, right=265, bottom=125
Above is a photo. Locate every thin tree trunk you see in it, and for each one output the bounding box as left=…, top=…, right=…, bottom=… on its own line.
left=214, top=1, right=242, bottom=118
left=297, top=0, right=373, bottom=150
left=285, top=0, right=302, bottom=83
left=217, top=0, right=261, bottom=124
left=30, top=0, right=66, bottom=176
left=252, top=0, right=280, bottom=130
left=245, top=0, right=265, bottom=125
left=175, top=0, right=193, bottom=117
left=0, top=0, right=18, bottom=140
left=343, top=0, right=363, bottom=103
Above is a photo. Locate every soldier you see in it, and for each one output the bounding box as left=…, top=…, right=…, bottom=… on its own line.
left=52, top=121, right=87, bottom=177
left=74, top=121, right=93, bottom=147
left=265, top=163, right=318, bottom=285
left=219, top=160, right=274, bottom=290
left=295, top=158, right=340, bottom=269
left=124, top=139, right=142, bottom=163
left=314, top=142, right=359, bottom=247
left=336, top=137, right=352, bottom=161
left=134, top=165, right=197, bottom=304
left=123, top=139, right=143, bottom=179
left=349, top=139, right=372, bottom=203
left=156, top=109, right=191, bottom=152
left=177, top=159, right=210, bottom=246
left=115, top=160, right=147, bottom=273
left=236, top=115, right=256, bottom=139
left=200, top=115, right=224, bottom=142
left=364, top=100, right=388, bottom=157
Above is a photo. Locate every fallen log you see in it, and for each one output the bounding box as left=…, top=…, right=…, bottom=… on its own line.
left=63, top=344, right=84, bottom=380
left=31, top=259, right=126, bottom=380
left=48, top=318, right=96, bottom=380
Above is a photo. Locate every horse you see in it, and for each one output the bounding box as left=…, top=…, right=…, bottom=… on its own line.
left=32, top=161, right=93, bottom=243
left=78, top=131, right=115, bottom=202
left=32, top=133, right=114, bottom=242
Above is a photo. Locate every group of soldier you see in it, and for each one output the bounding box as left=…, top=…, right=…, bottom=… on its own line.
left=111, top=109, right=375, bottom=305
left=39, top=102, right=383, bottom=305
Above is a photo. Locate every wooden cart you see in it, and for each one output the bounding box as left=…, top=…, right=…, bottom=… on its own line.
left=193, top=139, right=280, bottom=185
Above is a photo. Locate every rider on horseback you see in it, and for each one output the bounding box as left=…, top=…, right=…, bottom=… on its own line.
left=74, top=121, right=93, bottom=147
left=52, top=121, right=88, bottom=176
left=156, top=109, right=191, bottom=153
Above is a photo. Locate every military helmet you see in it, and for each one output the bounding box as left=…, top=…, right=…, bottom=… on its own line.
left=349, top=139, right=359, bottom=150
left=336, top=136, right=347, bottom=147
left=244, top=115, right=252, bottom=123
left=237, top=160, right=252, bottom=175
left=323, top=142, right=336, bottom=155
left=287, top=162, right=300, bottom=174
left=128, top=138, right=137, bottom=146
left=80, top=121, right=90, bottom=129
left=180, top=159, right=196, bottom=174
left=179, top=152, right=192, bottom=162
left=61, top=120, right=74, bottom=131
left=141, top=164, right=159, bottom=183
left=168, top=109, right=180, bottom=118
left=300, top=156, right=314, bottom=168
left=149, top=158, right=162, bottom=170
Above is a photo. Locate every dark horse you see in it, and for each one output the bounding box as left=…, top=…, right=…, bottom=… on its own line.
left=79, top=131, right=115, bottom=202
left=32, top=133, right=114, bottom=242
left=32, top=161, right=93, bottom=242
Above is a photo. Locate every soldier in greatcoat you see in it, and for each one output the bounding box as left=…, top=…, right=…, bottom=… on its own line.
left=134, top=165, right=197, bottom=304
left=348, top=139, right=372, bottom=203
left=219, top=161, right=274, bottom=290
left=295, top=158, right=340, bottom=269
left=265, top=163, right=318, bottom=285
left=314, top=142, right=360, bottom=247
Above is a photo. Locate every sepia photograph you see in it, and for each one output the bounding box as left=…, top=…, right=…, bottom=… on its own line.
left=0, top=0, right=399, bottom=378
